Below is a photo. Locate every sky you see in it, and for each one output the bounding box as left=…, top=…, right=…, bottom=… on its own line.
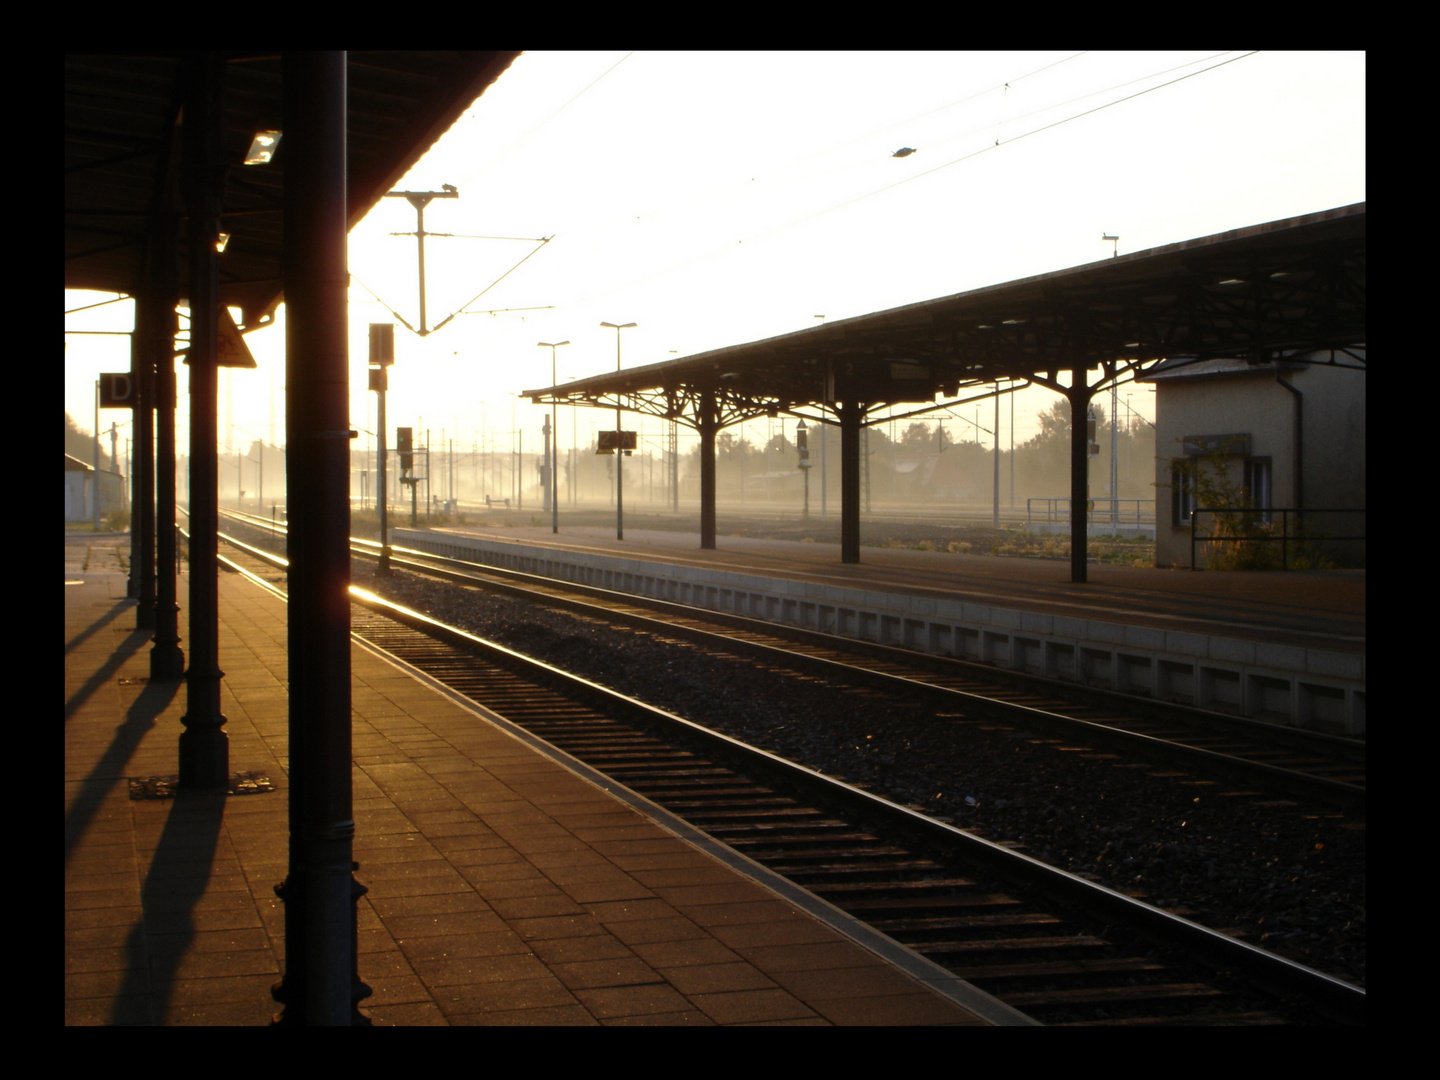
left=65, top=50, right=1365, bottom=465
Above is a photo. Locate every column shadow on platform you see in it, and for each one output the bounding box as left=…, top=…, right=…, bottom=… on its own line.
left=64, top=624, right=151, bottom=724
left=112, top=788, right=227, bottom=1025
left=65, top=679, right=180, bottom=871
left=64, top=598, right=136, bottom=658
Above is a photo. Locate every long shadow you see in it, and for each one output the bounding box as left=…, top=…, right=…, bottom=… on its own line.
left=65, top=679, right=180, bottom=871
left=64, top=627, right=154, bottom=725
left=64, top=596, right=137, bottom=657
left=111, top=788, right=227, bottom=1025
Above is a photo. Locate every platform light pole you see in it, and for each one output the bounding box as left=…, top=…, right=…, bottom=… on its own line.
left=538, top=341, right=569, bottom=533
left=601, top=322, right=635, bottom=539
left=797, top=417, right=811, bottom=520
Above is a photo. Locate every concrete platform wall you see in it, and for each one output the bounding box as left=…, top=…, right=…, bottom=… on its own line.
left=394, top=529, right=1365, bottom=737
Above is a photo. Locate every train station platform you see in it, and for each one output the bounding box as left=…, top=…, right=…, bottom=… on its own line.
left=64, top=531, right=1008, bottom=1026
left=397, top=519, right=1366, bottom=735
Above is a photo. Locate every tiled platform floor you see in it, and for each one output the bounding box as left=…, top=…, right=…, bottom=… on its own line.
left=65, top=533, right=1008, bottom=1026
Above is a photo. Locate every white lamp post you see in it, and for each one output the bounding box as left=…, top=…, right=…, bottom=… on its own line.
left=538, top=340, right=569, bottom=533
left=600, top=322, right=636, bottom=539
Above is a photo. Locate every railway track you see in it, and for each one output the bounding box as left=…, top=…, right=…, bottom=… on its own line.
left=355, top=535, right=1364, bottom=807
left=211, top=523, right=1364, bottom=1025
left=220, top=509, right=1364, bottom=808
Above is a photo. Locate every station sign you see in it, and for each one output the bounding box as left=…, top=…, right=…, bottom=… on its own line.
left=1182, top=433, right=1251, bottom=456
left=596, top=430, right=637, bottom=455
left=99, top=373, right=135, bottom=408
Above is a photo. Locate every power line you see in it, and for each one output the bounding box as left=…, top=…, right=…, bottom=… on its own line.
left=747, top=51, right=1261, bottom=242
left=557, top=52, right=1259, bottom=311
left=462, top=52, right=636, bottom=183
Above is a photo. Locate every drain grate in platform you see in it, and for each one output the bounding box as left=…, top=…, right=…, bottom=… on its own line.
left=128, top=771, right=277, bottom=800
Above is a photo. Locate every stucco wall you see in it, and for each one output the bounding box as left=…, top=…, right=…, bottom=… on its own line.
left=1152, top=358, right=1365, bottom=568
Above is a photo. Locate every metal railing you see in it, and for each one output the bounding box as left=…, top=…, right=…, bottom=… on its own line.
left=1190, top=507, right=1366, bottom=569
left=1027, top=497, right=1155, bottom=529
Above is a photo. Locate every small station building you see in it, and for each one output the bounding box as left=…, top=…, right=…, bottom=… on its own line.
left=1145, top=349, right=1366, bottom=568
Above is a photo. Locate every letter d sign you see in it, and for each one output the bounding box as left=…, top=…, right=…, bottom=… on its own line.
left=100, top=373, right=135, bottom=408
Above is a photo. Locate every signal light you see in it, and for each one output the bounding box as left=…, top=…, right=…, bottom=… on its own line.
left=397, top=427, right=413, bottom=473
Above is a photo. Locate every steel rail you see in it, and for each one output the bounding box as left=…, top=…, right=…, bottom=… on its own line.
left=214, top=511, right=1365, bottom=804
left=342, top=535, right=1364, bottom=808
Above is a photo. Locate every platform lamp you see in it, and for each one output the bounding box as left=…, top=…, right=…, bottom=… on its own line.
left=600, top=322, right=636, bottom=540
left=538, top=341, right=569, bottom=533
left=796, top=417, right=811, bottom=520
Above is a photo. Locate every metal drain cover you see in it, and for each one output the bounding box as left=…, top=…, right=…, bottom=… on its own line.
left=128, top=771, right=277, bottom=800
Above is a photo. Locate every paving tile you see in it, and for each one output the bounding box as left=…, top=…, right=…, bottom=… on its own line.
left=65, top=944, right=147, bottom=977
left=450, top=1004, right=600, bottom=1026
left=381, top=909, right=508, bottom=939
left=606, top=916, right=711, bottom=948
left=407, top=950, right=553, bottom=988
left=363, top=973, right=435, bottom=1008
left=527, top=934, right=637, bottom=967
left=487, top=893, right=587, bottom=920
left=507, top=913, right=609, bottom=942
left=366, top=1000, right=450, bottom=1025
left=688, top=987, right=819, bottom=1025
left=432, top=975, right=578, bottom=1016
left=572, top=981, right=695, bottom=1020
left=630, top=937, right=743, bottom=969
left=582, top=897, right=683, bottom=924
left=66, top=993, right=156, bottom=1026
left=660, top=961, right=778, bottom=996
left=558, top=879, right=658, bottom=905
left=704, top=916, right=839, bottom=950
left=768, top=963, right=925, bottom=1002
left=546, top=956, right=664, bottom=990
left=395, top=930, right=532, bottom=963
left=600, top=1010, right=717, bottom=1026
left=736, top=940, right=885, bottom=973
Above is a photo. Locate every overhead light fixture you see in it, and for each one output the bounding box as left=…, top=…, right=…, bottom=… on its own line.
left=244, top=130, right=282, bottom=165
left=215, top=233, right=230, bottom=254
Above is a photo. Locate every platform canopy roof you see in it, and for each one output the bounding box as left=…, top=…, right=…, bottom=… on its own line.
left=525, top=202, right=1365, bottom=427
left=65, top=51, right=520, bottom=328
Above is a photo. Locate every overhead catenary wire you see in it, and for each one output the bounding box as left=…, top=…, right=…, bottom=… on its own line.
left=459, top=52, right=636, bottom=186
left=744, top=51, right=1261, bottom=246
left=556, top=51, right=1260, bottom=313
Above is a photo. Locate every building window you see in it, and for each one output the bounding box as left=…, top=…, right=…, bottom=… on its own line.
left=1171, top=460, right=1197, bottom=525
left=1245, top=458, right=1273, bottom=524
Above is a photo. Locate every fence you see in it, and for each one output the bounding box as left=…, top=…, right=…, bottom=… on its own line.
left=1027, top=497, right=1155, bottom=530
left=1190, top=507, right=1366, bottom=569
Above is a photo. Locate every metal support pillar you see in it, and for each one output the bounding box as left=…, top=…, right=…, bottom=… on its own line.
left=272, top=49, right=370, bottom=1027
left=698, top=388, right=717, bottom=549
left=839, top=401, right=862, bottom=564
left=150, top=236, right=184, bottom=679
left=131, top=288, right=156, bottom=626
left=1067, top=374, right=1092, bottom=584
left=178, top=51, right=228, bottom=788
